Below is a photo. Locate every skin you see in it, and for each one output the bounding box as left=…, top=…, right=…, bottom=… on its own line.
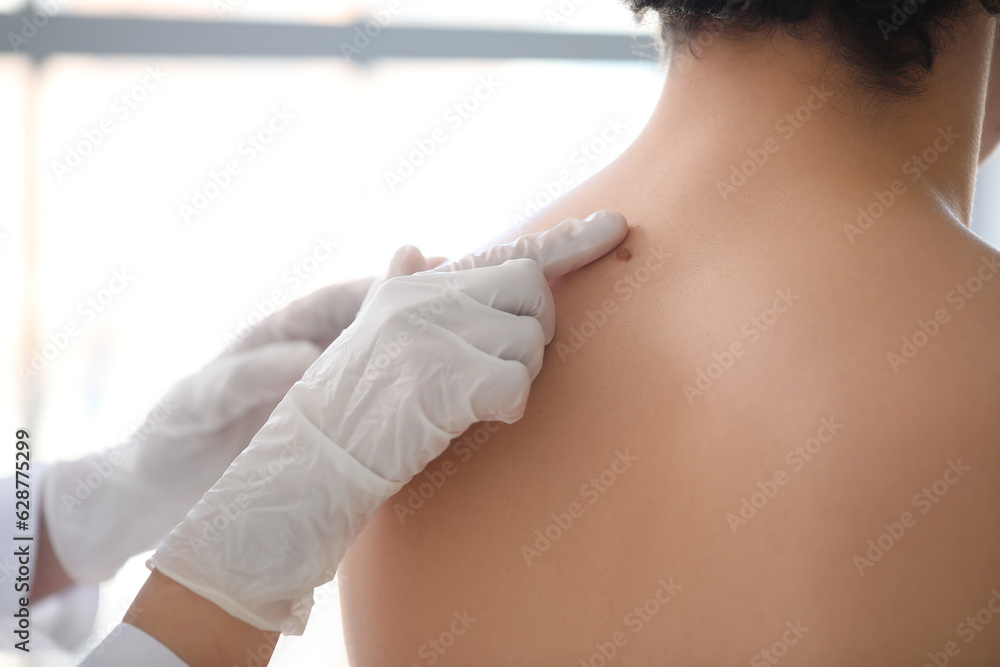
left=36, top=499, right=276, bottom=665
left=34, top=507, right=74, bottom=601
left=127, top=571, right=278, bottom=666
left=339, top=11, right=1000, bottom=667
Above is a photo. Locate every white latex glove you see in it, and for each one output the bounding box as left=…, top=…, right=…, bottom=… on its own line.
left=360, top=244, right=447, bottom=309
left=148, top=210, right=629, bottom=634
left=42, top=278, right=373, bottom=584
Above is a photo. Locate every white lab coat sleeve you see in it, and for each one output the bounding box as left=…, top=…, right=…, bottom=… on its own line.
left=80, top=623, right=187, bottom=667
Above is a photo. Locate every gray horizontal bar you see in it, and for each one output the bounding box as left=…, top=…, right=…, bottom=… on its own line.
left=0, top=12, right=649, bottom=62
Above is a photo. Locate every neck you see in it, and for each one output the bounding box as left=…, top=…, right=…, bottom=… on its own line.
left=615, top=23, right=994, bottom=231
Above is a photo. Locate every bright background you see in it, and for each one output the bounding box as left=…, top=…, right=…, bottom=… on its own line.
left=0, top=1, right=998, bottom=665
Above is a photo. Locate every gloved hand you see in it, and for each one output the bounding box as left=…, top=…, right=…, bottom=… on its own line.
left=42, top=277, right=374, bottom=585
left=148, top=210, right=629, bottom=634
left=360, top=244, right=447, bottom=309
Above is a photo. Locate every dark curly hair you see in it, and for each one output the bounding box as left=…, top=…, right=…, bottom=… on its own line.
left=627, top=0, right=1000, bottom=95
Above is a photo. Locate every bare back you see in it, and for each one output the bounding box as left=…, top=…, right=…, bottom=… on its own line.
left=339, top=158, right=1000, bottom=662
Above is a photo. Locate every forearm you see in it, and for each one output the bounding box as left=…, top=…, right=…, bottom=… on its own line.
left=34, top=501, right=75, bottom=602
left=127, top=570, right=279, bottom=667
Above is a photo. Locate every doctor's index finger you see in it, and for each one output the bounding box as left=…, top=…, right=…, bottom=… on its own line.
left=435, top=210, right=629, bottom=280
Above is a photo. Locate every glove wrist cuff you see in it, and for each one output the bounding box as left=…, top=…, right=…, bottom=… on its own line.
left=149, top=409, right=403, bottom=635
